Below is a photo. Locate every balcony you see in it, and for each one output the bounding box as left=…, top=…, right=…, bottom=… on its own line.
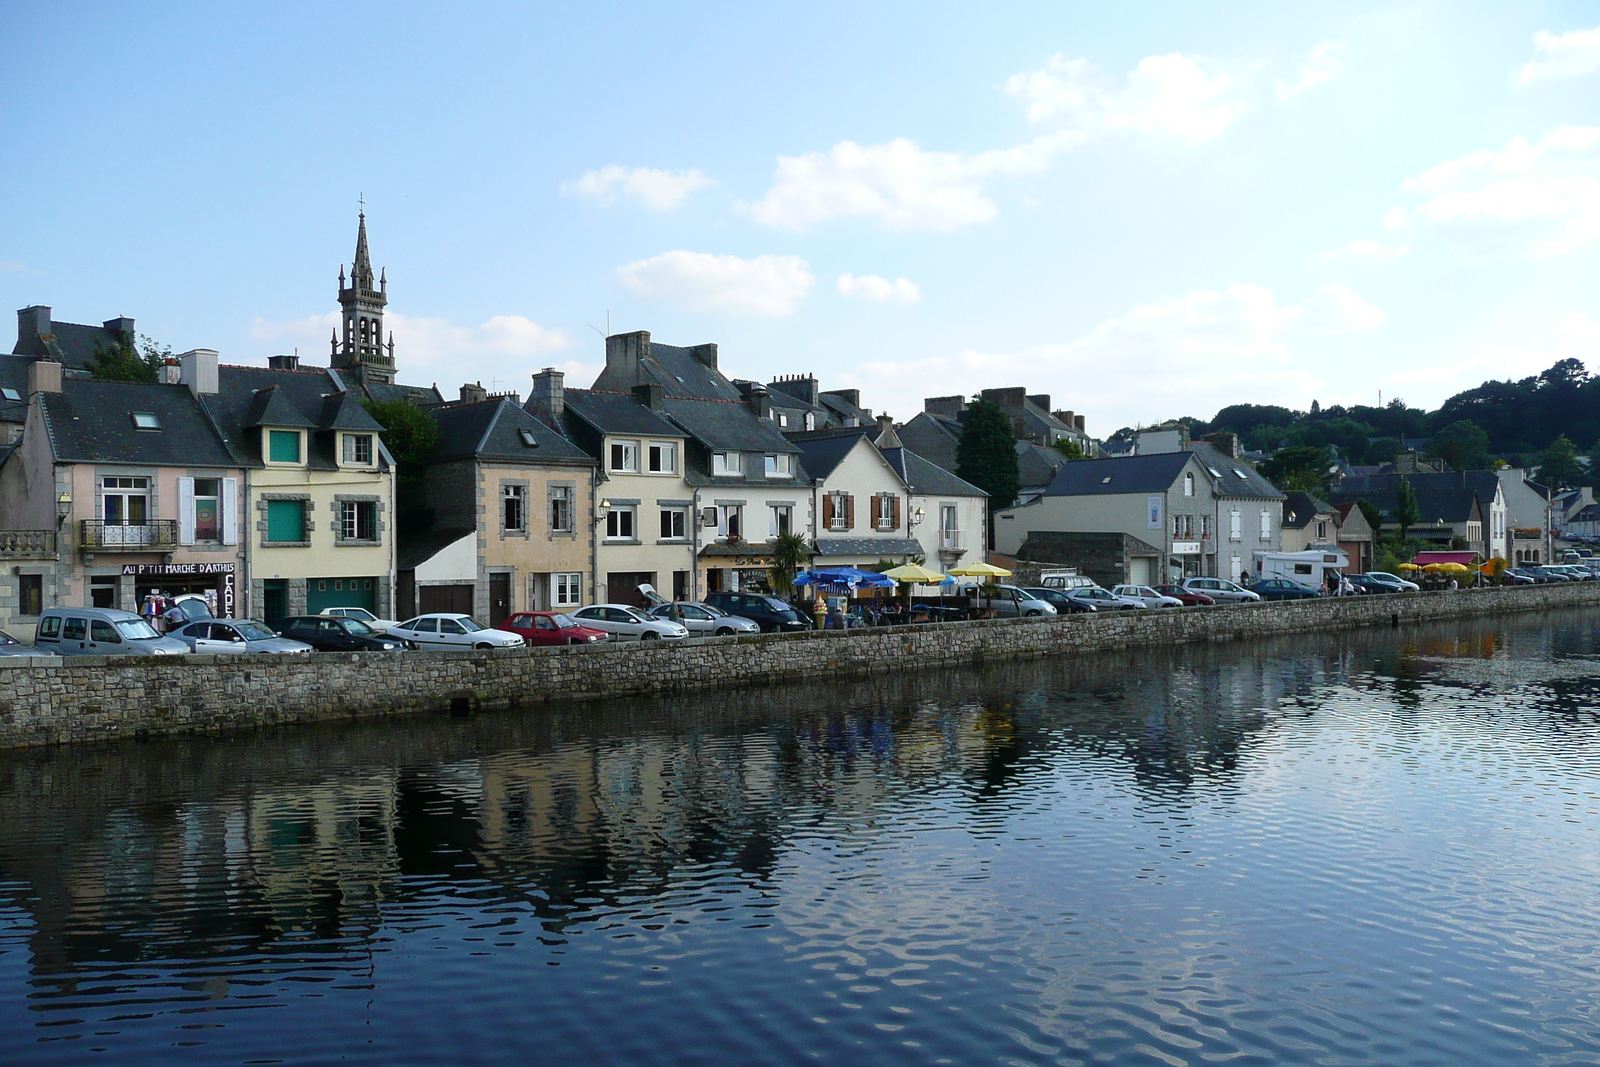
left=939, top=530, right=967, bottom=552
left=0, top=530, right=56, bottom=559
left=79, top=519, right=178, bottom=553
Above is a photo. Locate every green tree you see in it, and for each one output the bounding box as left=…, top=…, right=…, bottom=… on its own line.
left=84, top=331, right=171, bottom=383
left=1428, top=419, right=1491, bottom=471
left=767, top=532, right=811, bottom=598
left=1356, top=497, right=1383, bottom=536
left=363, top=399, right=443, bottom=532
left=1395, top=477, right=1420, bottom=538
left=1259, top=445, right=1334, bottom=492
left=1536, top=434, right=1584, bottom=490
left=956, top=397, right=1020, bottom=514
left=1051, top=438, right=1086, bottom=461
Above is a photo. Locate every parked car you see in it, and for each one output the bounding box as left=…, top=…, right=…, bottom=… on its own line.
left=646, top=602, right=761, bottom=636
left=1364, top=571, right=1419, bottom=592
left=277, top=615, right=416, bottom=652
left=1037, top=573, right=1098, bottom=591
left=318, top=606, right=400, bottom=632
left=500, top=611, right=611, bottom=646
left=1020, top=587, right=1096, bottom=614
left=1347, top=573, right=1397, bottom=594
left=1545, top=565, right=1593, bottom=581
left=386, top=613, right=526, bottom=649
left=1182, top=577, right=1261, bottom=603
left=568, top=604, right=689, bottom=641
left=1509, top=566, right=1557, bottom=584
left=174, top=619, right=313, bottom=654
left=1112, top=585, right=1184, bottom=609
left=1501, top=570, right=1537, bottom=585
left=1527, top=566, right=1575, bottom=582
left=1152, top=584, right=1215, bottom=606
left=702, top=592, right=810, bottom=633
left=955, top=584, right=1058, bottom=617
left=1062, top=586, right=1145, bottom=611
left=0, top=628, right=44, bottom=657
left=1251, top=578, right=1322, bottom=601
left=33, top=607, right=191, bottom=656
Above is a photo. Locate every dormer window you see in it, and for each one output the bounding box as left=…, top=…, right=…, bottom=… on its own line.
left=342, top=433, right=373, bottom=465
left=765, top=454, right=794, bottom=478
left=131, top=412, right=160, bottom=430
left=268, top=429, right=302, bottom=463
left=712, top=451, right=743, bottom=476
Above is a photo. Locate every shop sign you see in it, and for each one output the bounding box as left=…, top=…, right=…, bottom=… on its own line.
left=1170, top=541, right=1201, bottom=555
left=121, top=562, right=237, bottom=617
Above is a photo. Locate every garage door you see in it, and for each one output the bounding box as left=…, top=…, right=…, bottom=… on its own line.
left=1128, top=558, right=1154, bottom=585
left=306, top=576, right=378, bottom=616
left=419, top=584, right=475, bottom=615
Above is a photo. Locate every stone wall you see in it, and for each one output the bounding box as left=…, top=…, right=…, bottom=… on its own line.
left=0, top=582, right=1595, bottom=749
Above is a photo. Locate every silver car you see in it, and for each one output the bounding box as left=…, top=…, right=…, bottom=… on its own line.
left=1065, top=586, right=1146, bottom=611
left=647, top=602, right=760, bottom=636
left=174, top=619, right=313, bottom=655
left=1112, top=585, right=1184, bottom=608
left=1183, top=577, right=1262, bottom=603
left=959, top=584, right=1059, bottom=617
left=33, top=607, right=192, bottom=656
left=569, top=604, right=689, bottom=641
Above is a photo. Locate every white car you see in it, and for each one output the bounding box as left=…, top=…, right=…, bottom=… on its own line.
left=319, top=606, right=399, bottom=631
left=569, top=604, right=689, bottom=641
left=386, top=613, right=525, bottom=650
left=1112, top=585, right=1184, bottom=609
left=646, top=602, right=760, bottom=636
left=1183, top=577, right=1261, bottom=603
left=1364, top=571, right=1420, bottom=592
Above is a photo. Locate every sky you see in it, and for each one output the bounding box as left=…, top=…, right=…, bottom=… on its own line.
left=2, top=1, right=1598, bottom=436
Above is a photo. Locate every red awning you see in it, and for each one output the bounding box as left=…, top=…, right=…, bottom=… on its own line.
left=1412, top=551, right=1480, bottom=565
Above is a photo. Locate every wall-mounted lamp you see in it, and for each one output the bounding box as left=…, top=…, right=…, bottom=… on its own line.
left=596, top=499, right=611, bottom=522
left=55, top=491, right=72, bottom=528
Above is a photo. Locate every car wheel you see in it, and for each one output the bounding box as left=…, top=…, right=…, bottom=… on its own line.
left=1025, top=609, right=1043, bottom=617
left=475, top=642, right=493, bottom=650
left=640, top=631, right=660, bottom=641
left=715, top=627, right=735, bottom=636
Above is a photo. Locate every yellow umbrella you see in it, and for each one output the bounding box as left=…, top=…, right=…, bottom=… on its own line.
left=1422, top=563, right=1450, bottom=572
left=884, top=563, right=947, bottom=583
left=1440, top=562, right=1472, bottom=573
left=947, top=562, right=1013, bottom=577
left=1397, top=563, right=1421, bottom=571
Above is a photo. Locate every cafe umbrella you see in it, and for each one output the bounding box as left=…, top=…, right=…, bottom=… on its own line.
left=884, top=563, right=949, bottom=619
left=946, top=561, right=1013, bottom=613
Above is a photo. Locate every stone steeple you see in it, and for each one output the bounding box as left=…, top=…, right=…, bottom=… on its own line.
left=333, top=210, right=395, bottom=385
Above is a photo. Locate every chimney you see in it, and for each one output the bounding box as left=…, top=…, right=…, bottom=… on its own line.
left=688, top=342, right=718, bottom=370
left=981, top=386, right=1026, bottom=409
left=15, top=306, right=51, bottom=350
left=1027, top=394, right=1051, bottom=411
left=923, top=395, right=966, bottom=418
left=605, top=330, right=651, bottom=379
left=824, top=388, right=861, bottom=410
left=460, top=381, right=488, bottom=404
left=632, top=383, right=665, bottom=410
left=103, top=316, right=135, bottom=339
left=159, top=359, right=181, bottom=385
left=768, top=374, right=819, bottom=405
left=1074, top=415, right=1086, bottom=433
left=874, top=414, right=902, bottom=449
left=1055, top=409, right=1075, bottom=430
left=268, top=353, right=300, bottom=370
left=178, top=349, right=219, bottom=395
left=1201, top=431, right=1240, bottom=459
left=27, top=360, right=62, bottom=395
left=741, top=382, right=771, bottom=418
left=528, top=367, right=565, bottom=427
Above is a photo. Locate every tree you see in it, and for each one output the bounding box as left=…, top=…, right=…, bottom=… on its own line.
left=1428, top=419, right=1491, bottom=471
left=84, top=331, right=171, bottom=383
left=1051, top=438, right=1086, bottom=461
left=1536, top=434, right=1583, bottom=490
left=1395, top=478, right=1420, bottom=538
left=768, top=532, right=811, bottom=599
left=1356, top=497, right=1382, bottom=536
left=1259, top=445, right=1334, bottom=492
left=956, top=397, right=1020, bottom=514
left=363, top=400, right=443, bottom=532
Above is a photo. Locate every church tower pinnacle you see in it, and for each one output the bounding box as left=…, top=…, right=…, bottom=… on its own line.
left=335, top=208, right=394, bottom=385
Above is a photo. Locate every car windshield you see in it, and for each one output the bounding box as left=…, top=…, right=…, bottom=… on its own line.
left=620, top=607, right=651, bottom=623
left=342, top=609, right=375, bottom=622
left=699, top=603, right=727, bottom=617
left=116, top=619, right=163, bottom=640
left=455, top=617, right=486, bottom=632
left=343, top=619, right=377, bottom=635
left=0, top=629, right=15, bottom=645
left=550, top=614, right=579, bottom=628
left=236, top=622, right=277, bottom=640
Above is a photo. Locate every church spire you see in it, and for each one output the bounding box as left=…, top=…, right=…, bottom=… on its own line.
left=351, top=210, right=375, bottom=291
left=334, top=206, right=393, bottom=385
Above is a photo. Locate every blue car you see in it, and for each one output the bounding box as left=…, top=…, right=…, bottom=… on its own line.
left=1252, top=578, right=1322, bottom=601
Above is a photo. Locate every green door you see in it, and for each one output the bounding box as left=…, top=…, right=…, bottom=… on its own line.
left=305, top=576, right=377, bottom=616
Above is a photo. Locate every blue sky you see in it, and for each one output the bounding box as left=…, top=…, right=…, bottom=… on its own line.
left=2, top=1, right=1598, bottom=435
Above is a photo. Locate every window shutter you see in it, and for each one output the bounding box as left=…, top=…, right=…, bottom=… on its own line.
left=870, top=495, right=881, bottom=527
left=222, top=478, right=238, bottom=545
left=823, top=493, right=834, bottom=528
left=891, top=496, right=901, bottom=529
left=845, top=494, right=855, bottom=530
left=178, top=478, right=195, bottom=544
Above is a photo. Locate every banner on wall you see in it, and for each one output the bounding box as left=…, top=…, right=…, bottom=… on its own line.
left=120, top=562, right=237, bottom=617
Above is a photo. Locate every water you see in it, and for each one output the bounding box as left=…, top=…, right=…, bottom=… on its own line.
left=3, top=611, right=1600, bottom=1065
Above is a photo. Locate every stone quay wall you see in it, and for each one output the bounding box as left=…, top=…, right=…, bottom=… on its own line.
left=0, top=582, right=1595, bottom=749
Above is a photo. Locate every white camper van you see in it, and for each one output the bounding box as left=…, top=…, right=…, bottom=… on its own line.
left=1251, top=548, right=1349, bottom=592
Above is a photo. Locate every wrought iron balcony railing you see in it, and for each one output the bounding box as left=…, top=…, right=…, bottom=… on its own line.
left=79, top=519, right=178, bottom=552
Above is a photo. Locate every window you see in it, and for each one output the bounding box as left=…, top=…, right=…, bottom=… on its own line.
left=647, top=442, right=677, bottom=474
left=1229, top=509, right=1242, bottom=541
left=549, top=485, right=573, bottom=533
left=193, top=478, right=221, bottom=542
left=1201, top=515, right=1213, bottom=540
left=102, top=476, right=149, bottom=525
left=340, top=501, right=377, bottom=541
left=131, top=412, right=160, bottom=430
left=660, top=508, right=686, bottom=540
left=503, top=485, right=527, bottom=533
left=871, top=493, right=900, bottom=530
left=518, top=428, right=538, bottom=448
left=770, top=505, right=792, bottom=537
left=777, top=413, right=789, bottom=428
left=609, top=440, right=640, bottom=472
left=824, top=491, right=852, bottom=531
left=1183, top=473, right=1194, bottom=497
left=0, top=387, right=18, bottom=402
left=1259, top=509, right=1272, bottom=541
left=554, top=574, right=582, bottom=606
left=605, top=507, right=636, bottom=540
left=765, top=453, right=794, bottom=478
left=266, top=499, right=306, bottom=542
left=712, top=451, right=743, bottom=476
left=268, top=430, right=301, bottom=463
left=718, top=505, right=743, bottom=539
left=1315, top=520, right=1327, bottom=540
left=18, top=574, right=41, bottom=616
left=940, top=505, right=959, bottom=548
left=343, top=433, right=373, bottom=465
left=804, top=412, right=817, bottom=431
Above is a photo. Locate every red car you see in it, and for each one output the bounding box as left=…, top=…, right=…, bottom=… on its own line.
left=1152, top=584, right=1216, bottom=607
left=502, top=611, right=610, bottom=646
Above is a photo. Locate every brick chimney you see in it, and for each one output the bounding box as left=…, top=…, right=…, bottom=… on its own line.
left=528, top=367, right=565, bottom=427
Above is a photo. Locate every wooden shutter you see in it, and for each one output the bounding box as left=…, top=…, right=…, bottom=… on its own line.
left=178, top=478, right=195, bottom=544
left=891, top=496, right=901, bottom=529
left=222, top=478, right=238, bottom=545
left=870, top=495, right=881, bottom=528
left=845, top=494, right=855, bottom=530
left=823, top=493, right=834, bottom=529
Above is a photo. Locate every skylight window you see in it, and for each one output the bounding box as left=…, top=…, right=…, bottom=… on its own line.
left=1207, top=467, right=1221, bottom=477
left=131, top=412, right=160, bottom=430
left=1101, top=476, right=1112, bottom=484
left=518, top=428, right=538, bottom=447
left=1232, top=468, right=1246, bottom=477
left=0, top=388, right=19, bottom=402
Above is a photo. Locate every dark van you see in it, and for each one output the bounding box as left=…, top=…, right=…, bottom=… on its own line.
left=702, top=592, right=808, bottom=633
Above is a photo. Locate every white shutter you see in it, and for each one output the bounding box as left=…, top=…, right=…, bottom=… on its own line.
left=178, top=478, right=195, bottom=544
left=222, top=478, right=238, bottom=545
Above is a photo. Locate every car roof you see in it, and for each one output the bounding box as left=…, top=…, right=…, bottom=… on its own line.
left=410, top=613, right=472, bottom=620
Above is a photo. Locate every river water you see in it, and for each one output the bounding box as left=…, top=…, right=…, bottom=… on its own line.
left=3, top=610, right=1600, bottom=1066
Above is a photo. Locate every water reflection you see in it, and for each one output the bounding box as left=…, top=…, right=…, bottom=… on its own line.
left=2, top=610, right=1600, bottom=1064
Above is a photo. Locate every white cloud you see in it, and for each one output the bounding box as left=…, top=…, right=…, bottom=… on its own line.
left=1005, top=52, right=1251, bottom=143
left=249, top=310, right=570, bottom=372
left=1384, top=127, right=1600, bottom=256
left=1516, top=26, right=1600, bottom=84
left=1277, top=41, right=1346, bottom=100
left=839, top=283, right=1383, bottom=428
left=836, top=273, right=922, bottom=303
left=1321, top=238, right=1411, bottom=261
left=615, top=250, right=815, bottom=316
left=561, top=165, right=716, bottom=210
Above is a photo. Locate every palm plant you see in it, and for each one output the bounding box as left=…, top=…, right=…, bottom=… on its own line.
left=768, top=532, right=812, bottom=598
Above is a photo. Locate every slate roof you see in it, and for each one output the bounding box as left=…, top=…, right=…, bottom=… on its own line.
left=661, top=397, right=798, bottom=454
left=397, top=525, right=475, bottom=572
left=1188, top=442, right=1285, bottom=500
left=1325, top=487, right=1483, bottom=525
left=11, top=319, right=128, bottom=370
left=203, top=365, right=385, bottom=470
left=591, top=342, right=741, bottom=401
left=1040, top=451, right=1196, bottom=497
left=356, top=379, right=447, bottom=407
left=818, top=390, right=872, bottom=425
left=560, top=389, right=685, bottom=438
left=1017, top=441, right=1069, bottom=488
left=788, top=429, right=871, bottom=481
left=1282, top=491, right=1336, bottom=529
left=879, top=447, right=987, bottom=498
left=1337, top=471, right=1503, bottom=502
left=0, top=359, right=29, bottom=425
left=38, top=380, right=237, bottom=467
left=429, top=398, right=593, bottom=465
left=894, top=412, right=962, bottom=472
left=814, top=537, right=924, bottom=557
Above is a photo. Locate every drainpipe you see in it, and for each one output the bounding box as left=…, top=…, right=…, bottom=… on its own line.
left=589, top=466, right=600, bottom=604
left=691, top=487, right=701, bottom=601
left=241, top=468, right=252, bottom=618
